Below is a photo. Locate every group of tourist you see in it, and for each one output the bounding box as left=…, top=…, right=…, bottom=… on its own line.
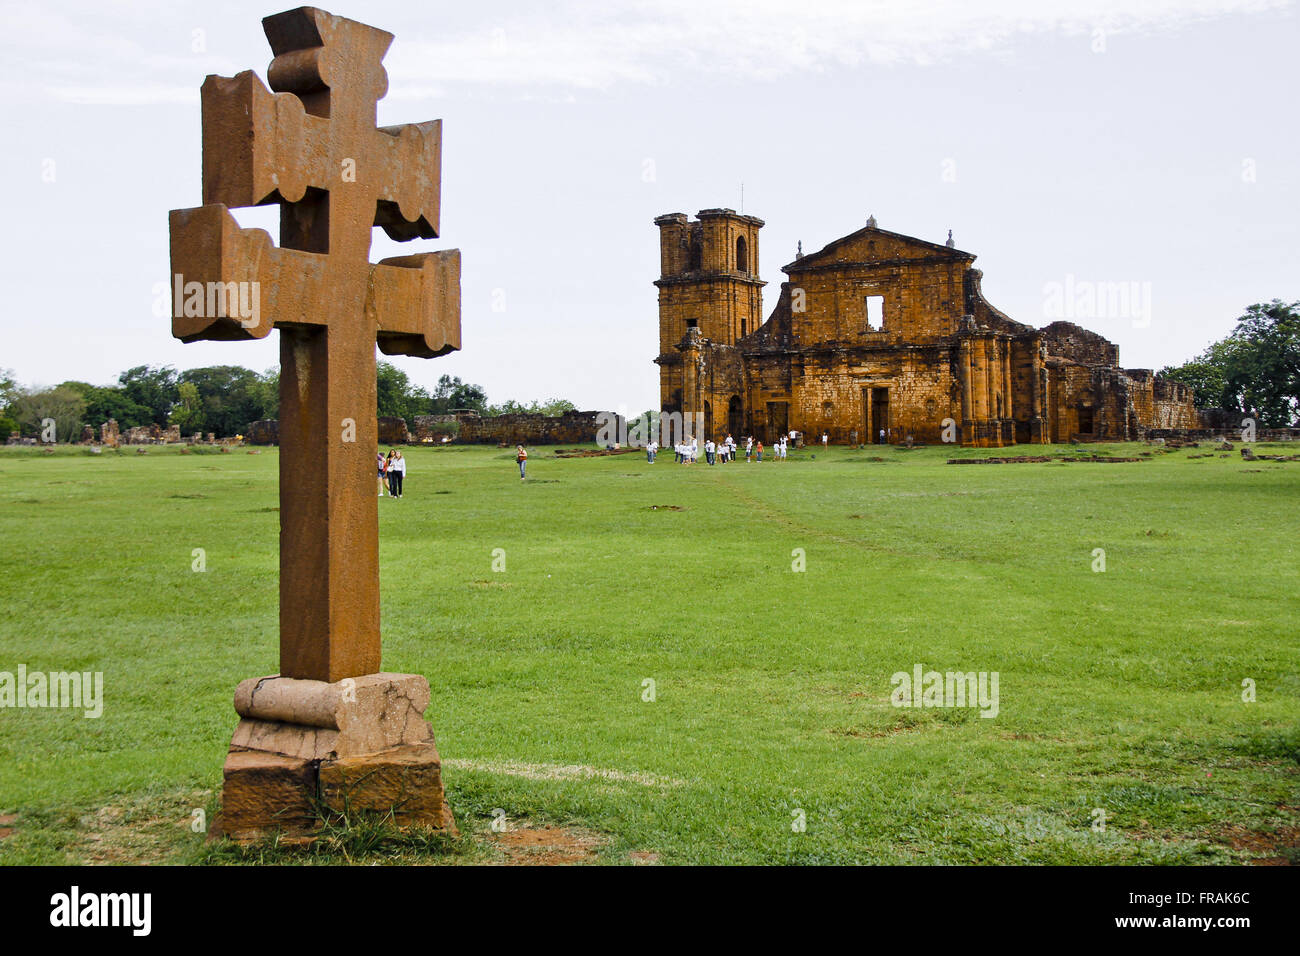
left=395, top=427, right=869, bottom=490
left=377, top=450, right=406, bottom=497
left=645, top=434, right=802, bottom=465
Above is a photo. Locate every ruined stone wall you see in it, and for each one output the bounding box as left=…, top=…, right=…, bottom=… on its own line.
left=123, top=423, right=172, bottom=444
left=378, top=416, right=409, bottom=445
left=797, top=347, right=956, bottom=444
left=245, top=414, right=614, bottom=446
left=740, top=345, right=958, bottom=444
left=1043, top=365, right=1137, bottom=440
left=247, top=419, right=280, bottom=445
left=1127, top=369, right=1156, bottom=427
left=693, top=343, right=745, bottom=438
left=1045, top=365, right=1088, bottom=441
left=744, top=352, right=795, bottom=440
left=410, top=415, right=458, bottom=441
left=1149, top=376, right=1199, bottom=429
left=1041, top=321, right=1119, bottom=367
left=783, top=257, right=967, bottom=347
left=456, top=411, right=618, bottom=445
left=1144, top=426, right=1300, bottom=441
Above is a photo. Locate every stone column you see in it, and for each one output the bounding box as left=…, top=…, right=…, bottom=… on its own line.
left=985, top=340, right=997, bottom=420
left=1001, top=340, right=1012, bottom=419
left=1031, top=348, right=1042, bottom=418
left=959, top=339, right=974, bottom=442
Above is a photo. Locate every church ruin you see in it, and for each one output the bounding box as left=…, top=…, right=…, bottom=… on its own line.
left=654, top=209, right=1200, bottom=446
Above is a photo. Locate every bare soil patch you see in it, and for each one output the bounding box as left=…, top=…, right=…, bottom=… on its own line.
left=487, top=825, right=604, bottom=865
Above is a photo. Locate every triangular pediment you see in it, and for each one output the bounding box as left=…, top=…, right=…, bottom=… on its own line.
left=783, top=224, right=973, bottom=273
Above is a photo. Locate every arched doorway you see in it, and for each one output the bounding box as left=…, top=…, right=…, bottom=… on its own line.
left=727, top=395, right=743, bottom=438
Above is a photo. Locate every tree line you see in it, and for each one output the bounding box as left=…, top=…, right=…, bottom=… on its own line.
left=1158, top=300, right=1299, bottom=427
left=0, top=362, right=578, bottom=442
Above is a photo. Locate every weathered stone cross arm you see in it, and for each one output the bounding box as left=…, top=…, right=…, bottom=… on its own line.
left=169, top=205, right=460, bottom=358
left=203, top=8, right=441, bottom=242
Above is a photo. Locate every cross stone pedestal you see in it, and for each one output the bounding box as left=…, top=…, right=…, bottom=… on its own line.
left=213, top=674, right=455, bottom=842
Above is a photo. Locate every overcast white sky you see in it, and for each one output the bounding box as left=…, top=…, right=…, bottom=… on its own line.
left=1, top=0, right=1296, bottom=413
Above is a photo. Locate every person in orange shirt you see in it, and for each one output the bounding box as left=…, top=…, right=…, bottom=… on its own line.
left=756, top=440, right=764, bottom=462
left=516, top=444, right=528, bottom=481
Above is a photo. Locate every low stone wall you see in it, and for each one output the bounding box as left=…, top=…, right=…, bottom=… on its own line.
left=247, top=420, right=280, bottom=445
left=378, top=416, right=409, bottom=445
left=410, top=415, right=458, bottom=442
left=456, top=411, right=617, bottom=445
left=1142, top=427, right=1299, bottom=442
left=121, top=424, right=182, bottom=444
left=243, top=411, right=622, bottom=446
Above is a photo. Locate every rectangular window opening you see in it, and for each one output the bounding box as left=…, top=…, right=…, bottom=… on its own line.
left=865, top=295, right=884, bottom=331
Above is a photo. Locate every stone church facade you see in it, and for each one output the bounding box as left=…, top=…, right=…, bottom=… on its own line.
left=654, top=209, right=1200, bottom=446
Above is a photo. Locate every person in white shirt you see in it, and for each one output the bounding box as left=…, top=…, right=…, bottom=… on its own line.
left=821, top=432, right=828, bottom=448
left=745, top=436, right=753, bottom=462
left=388, top=450, right=406, bottom=497
left=646, top=440, right=657, bottom=463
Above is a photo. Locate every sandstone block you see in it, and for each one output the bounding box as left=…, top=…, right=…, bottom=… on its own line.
left=319, top=742, right=457, bottom=834
left=232, top=672, right=434, bottom=758
left=211, top=748, right=319, bottom=841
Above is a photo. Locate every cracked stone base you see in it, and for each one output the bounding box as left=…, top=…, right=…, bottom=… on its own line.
left=210, top=673, right=456, bottom=843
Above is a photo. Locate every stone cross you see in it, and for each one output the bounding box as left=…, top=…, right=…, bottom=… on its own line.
left=169, top=7, right=460, bottom=683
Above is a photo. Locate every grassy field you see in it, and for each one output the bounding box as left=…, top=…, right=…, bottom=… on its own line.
left=0, top=440, right=1296, bottom=865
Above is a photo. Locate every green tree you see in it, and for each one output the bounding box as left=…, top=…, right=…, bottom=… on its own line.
left=256, top=367, right=280, bottom=421
left=0, top=369, right=20, bottom=441
left=485, top=397, right=577, bottom=417
left=170, top=381, right=204, bottom=431
left=9, top=386, right=87, bottom=442
left=179, top=365, right=266, bottom=436
left=60, top=381, right=151, bottom=429
left=1220, top=300, right=1300, bottom=426
left=376, top=361, right=415, bottom=420
left=430, top=374, right=487, bottom=414
left=0, top=369, right=19, bottom=410
left=118, top=366, right=179, bottom=426
left=1161, top=300, right=1300, bottom=426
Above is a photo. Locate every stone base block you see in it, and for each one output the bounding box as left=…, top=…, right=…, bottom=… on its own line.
left=210, top=748, right=320, bottom=841
left=211, top=672, right=456, bottom=844
left=319, top=742, right=457, bottom=832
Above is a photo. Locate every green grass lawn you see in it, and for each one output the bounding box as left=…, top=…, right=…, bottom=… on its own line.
left=0, top=440, right=1296, bottom=865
